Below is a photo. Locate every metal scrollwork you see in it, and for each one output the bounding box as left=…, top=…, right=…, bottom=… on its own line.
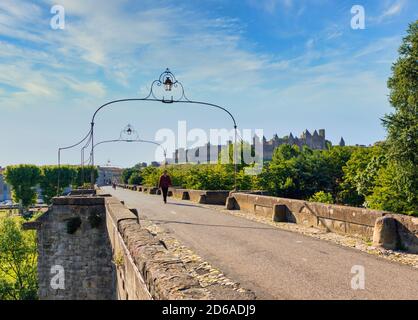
left=119, top=124, right=139, bottom=141
left=146, top=68, right=190, bottom=102
left=58, top=68, right=238, bottom=194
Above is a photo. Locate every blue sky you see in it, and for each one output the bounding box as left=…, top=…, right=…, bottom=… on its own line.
left=0, top=0, right=417, bottom=167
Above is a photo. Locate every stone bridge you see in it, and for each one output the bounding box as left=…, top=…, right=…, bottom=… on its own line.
left=25, top=186, right=418, bottom=300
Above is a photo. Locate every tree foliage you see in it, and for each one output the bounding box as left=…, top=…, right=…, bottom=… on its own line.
left=380, top=20, right=418, bottom=215
left=72, top=166, right=98, bottom=188
left=4, top=165, right=41, bottom=208
left=122, top=139, right=415, bottom=216
left=4, top=165, right=98, bottom=206
left=121, top=168, right=136, bottom=184
left=257, top=145, right=355, bottom=200
left=128, top=171, right=143, bottom=185
left=39, top=166, right=74, bottom=205
left=339, top=145, right=384, bottom=206
left=384, top=21, right=418, bottom=166
left=309, top=191, right=334, bottom=204
left=0, top=217, right=38, bottom=300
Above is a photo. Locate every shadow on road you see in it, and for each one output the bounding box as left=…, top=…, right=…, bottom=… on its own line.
left=151, top=219, right=274, bottom=230
left=165, top=202, right=203, bottom=208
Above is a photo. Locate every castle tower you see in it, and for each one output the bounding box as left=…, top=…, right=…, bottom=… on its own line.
left=339, top=137, right=346, bottom=147
left=273, top=134, right=280, bottom=146
left=303, top=130, right=312, bottom=148
left=288, top=133, right=294, bottom=145
left=253, top=134, right=261, bottom=147
left=312, top=130, right=320, bottom=149
left=318, top=129, right=326, bottom=149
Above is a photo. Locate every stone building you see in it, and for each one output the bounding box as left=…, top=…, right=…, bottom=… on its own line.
left=169, top=129, right=337, bottom=164
left=262, top=129, right=331, bottom=160
left=170, top=143, right=229, bottom=165
left=97, top=166, right=123, bottom=187
left=0, top=167, right=11, bottom=202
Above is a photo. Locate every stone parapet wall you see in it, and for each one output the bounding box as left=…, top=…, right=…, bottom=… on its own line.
left=228, top=192, right=418, bottom=253
left=104, top=196, right=211, bottom=300
left=118, top=184, right=230, bottom=205
left=28, top=193, right=215, bottom=300
left=170, top=188, right=230, bottom=205
left=69, top=189, right=96, bottom=196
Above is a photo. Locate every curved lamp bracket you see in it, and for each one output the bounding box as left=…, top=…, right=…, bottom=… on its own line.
left=146, top=68, right=190, bottom=102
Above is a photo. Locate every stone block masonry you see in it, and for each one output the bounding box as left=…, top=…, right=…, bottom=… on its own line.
left=25, top=196, right=115, bottom=300
left=26, top=192, right=228, bottom=300
left=105, top=195, right=210, bottom=300
left=227, top=192, right=418, bottom=253
left=119, top=184, right=231, bottom=205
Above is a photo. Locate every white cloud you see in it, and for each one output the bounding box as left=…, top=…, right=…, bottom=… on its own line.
left=0, top=0, right=45, bottom=42
left=0, top=0, right=401, bottom=119
left=0, top=0, right=42, bottom=24
left=3, top=0, right=273, bottom=95
left=63, top=78, right=107, bottom=98
left=0, top=0, right=406, bottom=166
left=372, top=0, right=406, bottom=23
left=354, top=36, right=402, bottom=58
left=382, top=1, right=404, bottom=17
left=247, top=0, right=293, bottom=14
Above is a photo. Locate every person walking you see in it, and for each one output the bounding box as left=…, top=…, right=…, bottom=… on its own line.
left=158, top=170, right=172, bottom=204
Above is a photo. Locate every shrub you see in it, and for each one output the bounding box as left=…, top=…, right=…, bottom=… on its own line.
left=309, top=191, right=334, bottom=204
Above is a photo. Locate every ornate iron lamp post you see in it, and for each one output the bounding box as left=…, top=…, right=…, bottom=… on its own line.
left=58, top=68, right=238, bottom=192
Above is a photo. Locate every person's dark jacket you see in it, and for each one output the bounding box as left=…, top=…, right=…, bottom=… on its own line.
left=158, top=175, right=172, bottom=188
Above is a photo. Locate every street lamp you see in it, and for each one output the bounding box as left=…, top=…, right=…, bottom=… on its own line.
left=58, top=68, right=239, bottom=191
left=163, top=76, right=173, bottom=91
left=81, top=124, right=168, bottom=169
left=121, top=124, right=136, bottom=141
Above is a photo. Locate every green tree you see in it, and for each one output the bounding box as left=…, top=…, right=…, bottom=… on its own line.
left=236, top=169, right=260, bottom=190
left=384, top=21, right=418, bottom=166
left=379, top=21, right=418, bottom=215
left=4, top=165, right=41, bottom=208
left=164, top=164, right=191, bottom=187
left=121, top=168, right=135, bottom=184
left=356, top=152, right=387, bottom=197
left=128, top=172, right=143, bottom=185
left=338, top=146, right=381, bottom=206
left=72, top=166, right=98, bottom=188
left=323, top=146, right=355, bottom=198
left=259, top=145, right=300, bottom=197
left=140, top=166, right=160, bottom=187
left=40, top=166, right=76, bottom=205
left=293, top=147, right=330, bottom=199
left=309, top=191, right=334, bottom=204
left=366, top=163, right=414, bottom=213
left=0, top=218, right=38, bottom=300
left=259, top=145, right=355, bottom=201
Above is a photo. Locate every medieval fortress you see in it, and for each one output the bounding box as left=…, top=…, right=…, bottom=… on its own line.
left=168, top=129, right=345, bottom=164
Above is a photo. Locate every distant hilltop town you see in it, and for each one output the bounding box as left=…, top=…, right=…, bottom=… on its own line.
left=168, top=129, right=346, bottom=164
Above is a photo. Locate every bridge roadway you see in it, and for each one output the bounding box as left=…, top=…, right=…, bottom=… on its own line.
left=103, top=186, right=418, bottom=300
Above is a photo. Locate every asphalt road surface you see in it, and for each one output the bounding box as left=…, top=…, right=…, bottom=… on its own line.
left=103, top=186, right=418, bottom=300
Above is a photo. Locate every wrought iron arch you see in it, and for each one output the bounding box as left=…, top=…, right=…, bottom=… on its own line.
left=58, top=68, right=238, bottom=193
